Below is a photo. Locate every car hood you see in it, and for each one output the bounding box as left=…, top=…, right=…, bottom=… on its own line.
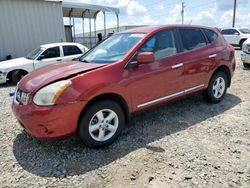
left=18, top=61, right=106, bottom=92
left=0, top=57, right=32, bottom=70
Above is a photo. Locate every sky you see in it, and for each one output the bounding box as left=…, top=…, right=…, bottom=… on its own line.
left=64, top=0, right=250, bottom=34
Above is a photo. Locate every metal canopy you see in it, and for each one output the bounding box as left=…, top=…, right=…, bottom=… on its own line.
left=62, top=2, right=120, bottom=18
left=62, top=2, right=120, bottom=48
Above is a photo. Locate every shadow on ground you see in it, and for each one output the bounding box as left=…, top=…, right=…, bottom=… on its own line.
left=13, top=93, right=241, bottom=178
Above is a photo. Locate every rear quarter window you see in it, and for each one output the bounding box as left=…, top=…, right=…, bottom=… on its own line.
left=179, top=28, right=207, bottom=51
left=203, top=29, right=218, bottom=43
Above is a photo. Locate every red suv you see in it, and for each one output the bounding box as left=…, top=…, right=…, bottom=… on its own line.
left=12, top=25, right=235, bottom=148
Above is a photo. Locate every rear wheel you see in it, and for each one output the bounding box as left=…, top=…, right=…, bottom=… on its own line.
left=204, top=71, right=228, bottom=103
left=11, top=70, right=27, bottom=84
left=78, top=100, right=125, bottom=148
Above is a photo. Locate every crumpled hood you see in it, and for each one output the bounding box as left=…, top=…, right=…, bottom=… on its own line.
left=0, top=57, right=32, bottom=70
left=18, top=61, right=106, bottom=92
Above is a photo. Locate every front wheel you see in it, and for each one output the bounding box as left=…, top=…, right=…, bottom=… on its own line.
left=78, top=100, right=125, bottom=148
left=204, top=71, right=228, bottom=103
left=11, top=70, right=26, bottom=85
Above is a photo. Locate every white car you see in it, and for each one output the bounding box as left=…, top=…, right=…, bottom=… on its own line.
left=0, top=43, right=89, bottom=84
left=221, top=28, right=250, bottom=49
left=241, top=38, right=250, bottom=68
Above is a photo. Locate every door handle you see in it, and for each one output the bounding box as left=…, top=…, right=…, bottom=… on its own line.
left=57, top=59, right=62, bottom=61
left=208, top=54, right=217, bottom=58
left=171, top=63, right=183, bottom=69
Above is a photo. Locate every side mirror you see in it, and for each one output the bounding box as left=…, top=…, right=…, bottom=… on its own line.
left=38, top=54, right=45, bottom=60
left=234, top=32, right=239, bottom=35
left=137, top=52, right=155, bottom=64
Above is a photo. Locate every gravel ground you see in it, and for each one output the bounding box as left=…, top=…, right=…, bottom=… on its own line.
left=0, top=51, right=249, bottom=188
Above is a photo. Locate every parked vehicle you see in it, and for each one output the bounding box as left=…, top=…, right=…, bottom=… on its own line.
left=12, top=25, right=235, bottom=148
left=0, top=43, right=88, bottom=84
left=241, top=38, right=250, bottom=68
left=221, top=28, right=250, bottom=49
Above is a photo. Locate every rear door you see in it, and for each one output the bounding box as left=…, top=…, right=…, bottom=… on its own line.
left=178, top=28, right=217, bottom=90
left=221, top=29, right=231, bottom=44
left=229, top=29, right=240, bottom=45
left=125, top=29, right=185, bottom=110
left=224, top=29, right=240, bottom=45
left=62, top=45, right=84, bottom=61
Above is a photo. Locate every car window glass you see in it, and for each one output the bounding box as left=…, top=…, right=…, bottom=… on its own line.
left=138, top=30, right=177, bottom=60
left=221, top=29, right=229, bottom=34
left=203, top=29, right=217, bottom=43
left=63, top=45, right=82, bottom=56
left=41, top=47, right=60, bottom=59
left=179, top=28, right=207, bottom=51
left=229, top=29, right=239, bottom=35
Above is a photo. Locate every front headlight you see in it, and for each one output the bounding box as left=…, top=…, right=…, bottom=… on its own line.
left=242, top=44, right=247, bottom=53
left=33, top=80, right=72, bottom=106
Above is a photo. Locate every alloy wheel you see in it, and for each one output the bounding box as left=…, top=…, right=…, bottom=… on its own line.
left=88, top=109, right=119, bottom=142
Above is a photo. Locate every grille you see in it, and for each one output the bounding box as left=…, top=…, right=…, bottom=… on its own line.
left=15, top=89, right=30, bottom=105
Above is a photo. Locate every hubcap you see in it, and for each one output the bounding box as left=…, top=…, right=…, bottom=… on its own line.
left=212, top=77, right=225, bottom=99
left=89, top=109, right=119, bottom=142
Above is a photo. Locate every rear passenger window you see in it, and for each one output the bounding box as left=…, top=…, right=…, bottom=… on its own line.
left=221, top=29, right=229, bottom=35
left=63, top=45, right=82, bottom=56
left=139, top=29, right=177, bottom=60
left=203, top=29, right=217, bottom=43
left=179, top=28, right=207, bottom=51
left=229, top=29, right=239, bottom=35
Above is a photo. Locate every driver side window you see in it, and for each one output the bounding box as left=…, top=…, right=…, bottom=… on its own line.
left=137, top=29, right=177, bottom=60
left=41, top=47, right=60, bottom=59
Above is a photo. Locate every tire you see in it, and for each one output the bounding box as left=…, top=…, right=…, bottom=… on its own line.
left=239, top=40, right=245, bottom=50
left=204, top=71, right=228, bottom=103
left=78, top=100, right=125, bottom=148
left=11, top=70, right=26, bottom=85
left=243, top=63, right=250, bottom=68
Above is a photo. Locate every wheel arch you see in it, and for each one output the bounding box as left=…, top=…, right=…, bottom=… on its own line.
left=239, top=38, right=247, bottom=46
left=7, top=69, right=29, bottom=82
left=77, top=93, right=131, bottom=131
left=211, top=65, right=231, bottom=87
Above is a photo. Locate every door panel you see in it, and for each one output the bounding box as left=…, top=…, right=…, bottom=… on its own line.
left=178, top=28, right=215, bottom=89
left=34, top=47, right=61, bottom=69
left=123, top=29, right=185, bottom=111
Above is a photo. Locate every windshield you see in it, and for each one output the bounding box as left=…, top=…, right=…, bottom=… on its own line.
left=239, top=29, right=250, bottom=34
left=80, top=33, right=145, bottom=64
left=26, top=47, right=44, bottom=60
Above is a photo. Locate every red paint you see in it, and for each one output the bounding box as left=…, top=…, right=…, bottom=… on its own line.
left=137, top=52, right=155, bottom=64
left=12, top=25, right=235, bottom=140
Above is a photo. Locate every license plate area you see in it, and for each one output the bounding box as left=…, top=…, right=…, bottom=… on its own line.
left=15, top=89, right=30, bottom=105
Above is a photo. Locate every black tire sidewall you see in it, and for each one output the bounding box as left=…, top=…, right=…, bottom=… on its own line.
left=78, top=100, right=125, bottom=148
left=206, top=72, right=228, bottom=103
left=12, top=70, right=24, bottom=85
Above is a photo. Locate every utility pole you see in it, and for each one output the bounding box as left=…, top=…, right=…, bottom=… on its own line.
left=181, top=2, right=185, bottom=24
left=232, top=0, right=236, bottom=27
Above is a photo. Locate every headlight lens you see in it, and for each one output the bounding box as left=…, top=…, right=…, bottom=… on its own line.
left=33, top=80, right=72, bottom=106
left=242, top=44, right=247, bottom=52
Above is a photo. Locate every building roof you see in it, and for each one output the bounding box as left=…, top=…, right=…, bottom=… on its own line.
left=62, top=1, right=119, bottom=19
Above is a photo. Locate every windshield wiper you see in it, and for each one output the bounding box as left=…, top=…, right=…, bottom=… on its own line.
left=80, top=59, right=90, bottom=63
